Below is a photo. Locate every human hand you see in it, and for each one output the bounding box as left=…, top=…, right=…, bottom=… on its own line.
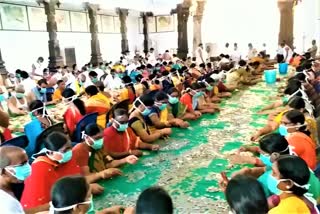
left=151, top=144, right=160, bottom=151
left=160, top=128, right=172, bottom=136
left=100, top=168, right=122, bottom=179
left=125, top=155, right=138, bottom=164
left=123, top=207, right=135, bottom=214
left=231, top=167, right=250, bottom=178
left=130, top=150, right=143, bottom=157
left=97, top=205, right=125, bottom=214
left=250, top=133, right=260, bottom=142
left=90, top=183, right=105, bottom=195
left=195, top=111, right=202, bottom=117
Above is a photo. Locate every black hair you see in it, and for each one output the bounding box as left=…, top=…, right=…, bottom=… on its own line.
left=114, top=108, right=128, bottom=118
left=136, top=186, right=173, bottom=214
left=140, top=65, right=146, bottom=70
left=135, top=74, right=143, bottom=83
left=44, top=132, right=69, bottom=151
left=95, top=81, right=104, bottom=92
left=155, top=91, right=169, bottom=102
left=136, top=94, right=154, bottom=108
left=84, top=123, right=100, bottom=136
left=259, top=133, right=289, bottom=155
left=225, top=175, right=268, bottom=214
left=284, top=110, right=310, bottom=136
left=141, top=81, right=149, bottom=90
left=62, top=88, right=75, bottom=98
left=190, top=82, right=201, bottom=90
left=51, top=176, right=89, bottom=214
left=146, top=64, right=153, bottom=69
left=38, top=79, right=48, bottom=86
left=190, top=63, right=196, bottom=68
left=15, top=69, right=22, bottom=74
left=239, top=60, right=247, bottom=67
left=167, top=87, right=179, bottom=95
left=198, top=82, right=206, bottom=89
left=277, top=54, right=284, bottom=63
left=88, top=71, right=98, bottom=77
left=192, top=57, right=196, bottom=61
left=29, top=100, right=44, bottom=114
left=199, top=63, right=206, bottom=68
left=294, top=73, right=306, bottom=82
left=72, top=64, right=77, bottom=70
left=85, top=85, right=99, bottom=96
left=207, top=63, right=212, bottom=68
left=61, top=89, right=86, bottom=116
left=20, top=71, right=29, bottom=79
left=38, top=57, right=44, bottom=62
left=63, top=66, right=68, bottom=69
left=277, top=155, right=310, bottom=196
left=57, top=80, right=64, bottom=85
left=162, top=62, right=168, bottom=66
left=288, top=96, right=305, bottom=110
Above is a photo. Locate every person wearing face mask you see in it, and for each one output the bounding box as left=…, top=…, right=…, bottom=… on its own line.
left=129, top=95, right=172, bottom=143
left=7, top=84, right=28, bottom=116
left=118, top=76, right=137, bottom=105
left=21, top=132, right=83, bottom=209
left=103, top=108, right=160, bottom=159
left=269, top=155, right=318, bottom=214
left=167, top=87, right=200, bottom=121
left=28, top=79, right=57, bottom=105
left=0, top=146, right=32, bottom=213
left=85, top=85, right=111, bottom=129
left=52, top=80, right=66, bottom=101
left=24, top=100, right=54, bottom=157
left=104, top=69, right=124, bottom=90
left=5, top=73, right=17, bottom=89
left=39, top=175, right=125, bottom=214
left=71, top=73, right=87, bottom=96
left=224, top=175, right=268, bottom=214
left=88, top=71, right=99, bottom=85
left=179, top=85, right=202, bottom=119
left=61, top=88, right=86, bottom=138
left=73, top=123, right=138, bottom=183
left=278, top=110, right=316, bottom=170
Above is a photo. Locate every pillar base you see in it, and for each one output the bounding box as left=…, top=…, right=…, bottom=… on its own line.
left=121, top=39, right=129, bottom=53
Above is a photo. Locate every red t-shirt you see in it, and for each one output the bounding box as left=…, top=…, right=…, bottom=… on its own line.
left=21, top=151, right=81, bottom=209
left=72, top=143, right=90, bottom=168
left=103, top=126, right=137, bottom=153
left=180, top=93, right=193, bottom=111
left=217, top=81, right=227, bottom=92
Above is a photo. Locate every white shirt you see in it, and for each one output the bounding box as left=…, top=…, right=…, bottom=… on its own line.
left=21, top=78, right=36, bottom=93
left=93, top=68, right=105, bottom=79
left=247, top=48, right=257, bottom=59
left=231, top=49, right=241, bottom=63
left=103, top=74, right=124, bottom=90
left=32, top=62, right=45, bottom=76
left=0, top=189, right=24, bottom=214
left=195, top=47, right=205, bottom=65
left=147, top=52, right=157, bottom=66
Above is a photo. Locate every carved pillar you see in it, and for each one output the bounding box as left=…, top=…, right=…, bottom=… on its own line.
left=0, top=49, right=8, bottom=85
left=43, top=0, right=64, bottom=69
left=87, top=4, right=103, bottom=65
left=278, top=0, right=295, bottom=49
left=193, top=0, right=206, bottom=56
left=176, top=1, right=191, bottom=59
left=141, top=12, right=149, bottom=54
left=117, top=8, right=129, bottom=53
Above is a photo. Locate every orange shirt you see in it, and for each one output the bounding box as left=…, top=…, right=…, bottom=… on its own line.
left=180, top=93, right=193, bottom=111
left=52, top=88, right=62, bottom=100
left=286, top=132, right=316, bottom=170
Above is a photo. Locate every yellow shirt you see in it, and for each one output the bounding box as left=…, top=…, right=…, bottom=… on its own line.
left=269, top=196, right=310, bottom=214
left=274, top=110, right=288, bottom=124
left=52, top=88, right=62, bottom=100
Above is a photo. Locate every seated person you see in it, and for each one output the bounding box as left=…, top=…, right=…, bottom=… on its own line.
left=95, top=81, right=112, bottom=99
left=103, top=108, right=160, bottom=158
left=154, top=91, right=189, bottom=128
left=89, top=71, right=98, bottom=84
left=7, top=84, right=28, bottom=116
left=179, top=87, right=203, bottom=118
left=52, top=80, right=66, bottom=101
left=129, top=95, right=172, bottom=143
left=85, top=85, right=111, bottom=128
left=206, top=76, right=232, bottom=98
left=119, top=76, right=136, bottom=105
left=24, top=100, right=54, bottom=156
left=0, top=109, right=12, bottom=144
left=73, top=123, right=137, bottom=182
left=61, top=88, right=86, bottom=138
left=167, top=87, right=200, bottom=120
left=189, top=83, right=217, bottom=114
left=27, top=79, right=57, bottom=105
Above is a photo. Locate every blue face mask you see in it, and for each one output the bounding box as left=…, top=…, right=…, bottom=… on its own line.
left=60, top=150, right=73, bottom=163
left=278, top=125, right=288, bottom=136
left=194, top=92, right=202, bottom=98
left=0, top=94, right=5, bottom=102
left=206, top=86, right=213, bottom=91
left=29, top=112, right=37, bottom=120
left=40, top=88, right=47, bottom=94
left=159, top=103, right=167, bottom=111
left=169, top=96, right=179, bottom=105
left=92, top=77, right=98, bottom=83
left=141, top=108, right=151, bottom=116
left=91, top=138, right=104, bottom=150
left=267, top=173, right=281, bottom=195
left=16, top=93, right=25, bottom=99
left=117, top=123, right=128, bottom=132
left=6, top=163, right=32, bottom=181
left=259, top=154, right=272, bottom=168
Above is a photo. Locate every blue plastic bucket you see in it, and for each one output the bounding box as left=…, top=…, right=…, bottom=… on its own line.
left=264, top=70, right=277, bottom=84
left=279, top=63, right=288, bottom=75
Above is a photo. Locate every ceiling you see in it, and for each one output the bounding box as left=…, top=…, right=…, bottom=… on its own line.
left=2, top=0, right=185, bottom=15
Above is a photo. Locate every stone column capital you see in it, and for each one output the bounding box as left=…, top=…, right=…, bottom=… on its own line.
left=117, top=8, right=129, bottom=17
left=278, top=0, right=295, bottom=11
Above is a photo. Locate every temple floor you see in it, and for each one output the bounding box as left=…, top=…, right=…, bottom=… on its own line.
left=94, top=82, right=279, bottom=213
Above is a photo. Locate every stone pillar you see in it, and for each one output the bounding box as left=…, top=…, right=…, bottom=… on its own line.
left=87, top=4, right=103, bottom=65
left=43, top=0, right=64, bottom=69
left=0, top=49, right=8, bottom=85
left=176, top=1, right=191, bottom=59
left=193, top=0, right=206, bottom=56
left=141, top=12, right=149, bottom=54
left=278, top=0, right=295, bottom=49
left=117, top=8, right=129, bottom=53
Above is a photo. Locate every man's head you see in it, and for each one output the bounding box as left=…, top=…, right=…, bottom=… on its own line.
left=0, top=146, right=30, bottom=184
left=280, top=42, right=285, bottom=48
left=150, top=48, right=154, bottom=53
left=20, top=71, right=29, bottom=80
left=199, top=43, right=203, bottom=48
left=113, top=108, right=129, bottom=132
left=248, top=43, right=253, bottom=49
left=225, top=43, right=229, bottom=48
left=37, top=79, right=48, bottom=93
left=88, top=71, right=98, bottom=83
left=37, top=57, right=44, bottom=63
left=57, top=80, right=66, bottom=90
left=85, top=85, right=99, bottom=97
left=312, top=40, right=316, bottom=45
